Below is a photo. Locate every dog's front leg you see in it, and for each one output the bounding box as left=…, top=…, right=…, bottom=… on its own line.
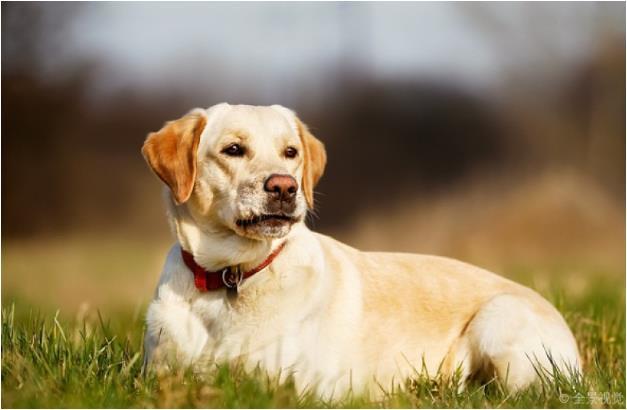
left=143, top=298, right=209, bottom=371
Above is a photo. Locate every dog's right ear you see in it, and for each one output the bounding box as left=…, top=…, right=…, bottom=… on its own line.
left=141, top=111, right=207, bottom=204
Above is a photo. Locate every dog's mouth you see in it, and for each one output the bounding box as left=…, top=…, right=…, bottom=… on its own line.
left=235, top=214, right=295, bottom=228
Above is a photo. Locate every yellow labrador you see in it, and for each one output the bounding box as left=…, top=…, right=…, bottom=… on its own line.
left=142, top=103, right=580, bottom=398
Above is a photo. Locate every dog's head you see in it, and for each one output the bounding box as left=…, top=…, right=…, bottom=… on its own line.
left=142, top=104, right=326, bottom=241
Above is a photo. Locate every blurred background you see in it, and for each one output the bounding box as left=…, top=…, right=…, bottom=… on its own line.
left=2, top=2, right=625, bottom=316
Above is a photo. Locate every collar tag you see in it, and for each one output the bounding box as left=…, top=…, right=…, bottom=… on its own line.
left=221, top=266, right=242, bottom=291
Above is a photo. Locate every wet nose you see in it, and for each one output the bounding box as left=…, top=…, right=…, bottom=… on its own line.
left=264, top=174, right=298, bottom=202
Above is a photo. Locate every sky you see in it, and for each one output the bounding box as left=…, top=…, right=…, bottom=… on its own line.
left=27, top=2, right=626, bottom=103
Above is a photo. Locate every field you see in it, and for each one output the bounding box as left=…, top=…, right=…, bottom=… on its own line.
left=2, top=173, right=625, bottom=408
left=1, top=274, right=624, bottom=408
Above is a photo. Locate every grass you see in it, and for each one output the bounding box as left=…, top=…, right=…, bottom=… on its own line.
left=2, top=277, right=625, bottom=408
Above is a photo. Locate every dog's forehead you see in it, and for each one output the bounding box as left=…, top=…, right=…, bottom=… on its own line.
left=212, top=105, right=297, bottom=138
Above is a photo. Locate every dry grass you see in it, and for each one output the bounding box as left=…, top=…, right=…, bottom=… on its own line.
left=334, top=168, right=624, bottom=279
left=1, top=234, right=170, bottom=314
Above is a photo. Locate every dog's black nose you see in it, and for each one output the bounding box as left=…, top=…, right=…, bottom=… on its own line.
left=264, top=174, right=298, bottom=202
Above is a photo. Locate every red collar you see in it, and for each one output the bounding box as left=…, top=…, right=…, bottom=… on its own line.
left=181, top=242, right=287, bottom=292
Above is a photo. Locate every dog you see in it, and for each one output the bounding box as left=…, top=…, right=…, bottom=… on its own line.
left=141, top=103, right=580, bottom=398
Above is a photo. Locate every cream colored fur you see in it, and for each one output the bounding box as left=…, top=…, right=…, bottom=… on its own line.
left=142, top=103, right=581, bottom=399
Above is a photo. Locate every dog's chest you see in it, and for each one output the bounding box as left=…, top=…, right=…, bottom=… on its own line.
left=190, top=291, right=345, bottom=379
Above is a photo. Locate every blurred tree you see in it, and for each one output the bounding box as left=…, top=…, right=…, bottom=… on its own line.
left=312, top=79, right=512, bottom=226
left=2, top=3, right=92, bottom=235
left=2, top=2, right=623, bottom=238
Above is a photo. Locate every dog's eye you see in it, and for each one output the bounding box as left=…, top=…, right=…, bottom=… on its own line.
left=284, top=147, right=298, bottom=159
left=222, top=143, right=245, bottom=157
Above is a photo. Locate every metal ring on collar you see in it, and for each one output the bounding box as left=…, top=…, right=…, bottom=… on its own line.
left=221, top=266, right=242, bottom=289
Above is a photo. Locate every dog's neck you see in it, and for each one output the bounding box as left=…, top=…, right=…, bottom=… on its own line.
left=166, top=196, right=290, bottom=272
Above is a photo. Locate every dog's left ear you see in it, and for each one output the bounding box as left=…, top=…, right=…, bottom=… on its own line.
left=141, top=110, right=207, bottom=204
left=295, top=117, right=326, bottom=209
